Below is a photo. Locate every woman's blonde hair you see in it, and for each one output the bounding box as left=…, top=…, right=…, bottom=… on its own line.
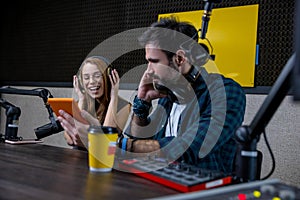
left=77, top=56, right=111, bottom=124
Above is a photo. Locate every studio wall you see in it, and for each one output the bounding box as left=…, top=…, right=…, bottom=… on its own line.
left=0, top=0, right=295, bottom=89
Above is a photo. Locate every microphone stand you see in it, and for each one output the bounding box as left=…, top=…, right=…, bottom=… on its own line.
left=234, top=53, right=295, bottom=182
left=0, top=86, right=62, bottom=140
left=0, top=98, right=21, bottom=140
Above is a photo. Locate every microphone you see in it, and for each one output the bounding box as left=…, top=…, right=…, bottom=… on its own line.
left=200, top=0, right=221, bottom=40
left=34, top=120, right=64, bottom=139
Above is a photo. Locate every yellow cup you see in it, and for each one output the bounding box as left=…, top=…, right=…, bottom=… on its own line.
left=88, top=125, right=118, bottom=172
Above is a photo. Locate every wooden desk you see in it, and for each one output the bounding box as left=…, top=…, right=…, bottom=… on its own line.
left=0, top=143, right=178, bottom=200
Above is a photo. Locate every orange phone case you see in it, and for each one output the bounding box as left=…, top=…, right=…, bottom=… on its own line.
left=47, top=98, right=88, bottom=124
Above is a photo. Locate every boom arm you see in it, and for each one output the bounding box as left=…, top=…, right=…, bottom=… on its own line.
left=0, top=86, right=63, bottom=140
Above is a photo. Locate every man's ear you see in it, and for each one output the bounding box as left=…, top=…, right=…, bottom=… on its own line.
left=175, top=50, right=186, bottom=65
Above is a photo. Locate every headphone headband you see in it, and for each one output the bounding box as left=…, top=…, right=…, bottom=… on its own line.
left=88, top=55, right=111, bottom=66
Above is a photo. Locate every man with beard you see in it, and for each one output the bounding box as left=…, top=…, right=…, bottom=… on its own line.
left=120, top=17, right=246, bottom=173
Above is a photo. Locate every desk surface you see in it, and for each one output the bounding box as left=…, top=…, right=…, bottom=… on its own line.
left=0, top=143, right=178, bottom=200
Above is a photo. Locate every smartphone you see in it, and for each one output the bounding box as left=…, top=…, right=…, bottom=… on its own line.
left=48, top=98, right=73, bottom=117
left=5, top=139, right=43, bottom=145
left=47, top=98, right=89, bottom=124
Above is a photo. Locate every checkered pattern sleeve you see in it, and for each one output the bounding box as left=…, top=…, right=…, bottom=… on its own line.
left=157, top=75, right=246, bottom=172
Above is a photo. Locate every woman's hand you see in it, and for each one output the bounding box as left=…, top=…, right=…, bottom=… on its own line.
left=108, top=69, right=120, bottom=100
left=73, top=75, right=85, bottom=105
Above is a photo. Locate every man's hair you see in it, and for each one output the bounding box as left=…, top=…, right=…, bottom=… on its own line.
left=138, top=17, right=199, bottom=60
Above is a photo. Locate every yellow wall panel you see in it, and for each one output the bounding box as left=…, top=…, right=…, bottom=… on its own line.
left=159, top=5, right=259, bottom=87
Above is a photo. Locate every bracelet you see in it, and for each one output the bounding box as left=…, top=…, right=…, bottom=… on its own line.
left=130, top=139, right=138, bottom=152
left=133, top=95, right=151, bottom=119
left=117, top=134, right=124, bottom=148
left=121, top=138, right=128, bottom=155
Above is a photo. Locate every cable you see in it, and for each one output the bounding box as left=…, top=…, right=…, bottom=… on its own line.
left=261, top=129, right=276, bottom=180
left=205, top=38, right=214, bottom=55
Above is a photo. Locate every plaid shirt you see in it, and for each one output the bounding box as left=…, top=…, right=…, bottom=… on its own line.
left=146, top=67, right=246, bottom=173
left=127, top=67, right=246, bottom=173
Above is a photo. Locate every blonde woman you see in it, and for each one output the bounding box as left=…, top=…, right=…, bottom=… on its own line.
left=59, top=56, right=130, bottom=150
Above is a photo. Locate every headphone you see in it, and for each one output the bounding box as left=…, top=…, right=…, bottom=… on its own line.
left=76, top=55, right=114, bottom=92
left=199, top=42, right=216, bottom=61
left=179, top=30, right=209, bottom=66
left=89, top=55, right=114, bottom=76
left=77, top=55, right=113, bottom=76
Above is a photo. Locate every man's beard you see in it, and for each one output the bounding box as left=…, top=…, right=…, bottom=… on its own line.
left=152, top=62, right=192, bottom=104
left=152, top=61, right=181, bottom=88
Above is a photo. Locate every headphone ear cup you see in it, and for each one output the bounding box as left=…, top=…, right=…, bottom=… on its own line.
left=189, top=44, right=209, bottom=66
left=107, top=67, right=112, bottom=76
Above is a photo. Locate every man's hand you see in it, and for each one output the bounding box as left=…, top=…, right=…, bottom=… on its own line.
left=137, top=70, right=167, bottom=102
